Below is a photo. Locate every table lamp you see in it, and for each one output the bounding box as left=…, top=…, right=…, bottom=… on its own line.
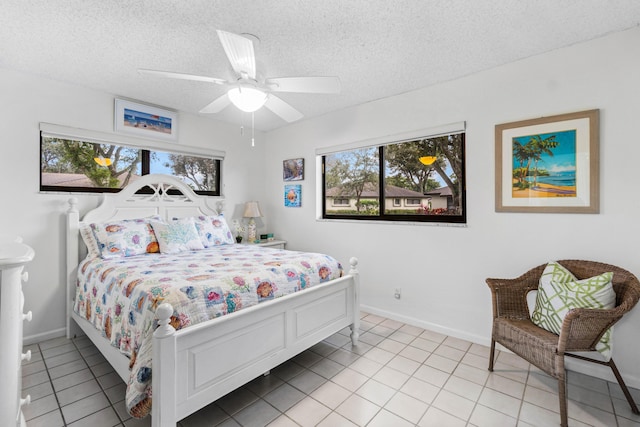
left=243, top=201, right=263, bottom=243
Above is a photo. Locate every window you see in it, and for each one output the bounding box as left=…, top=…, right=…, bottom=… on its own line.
left=40, top=135, right=221, bottom=195
left=148, top=150, right=219, bottom=193
left=322, top=129, right=466, bottom=224
left=324, top=147, right=380, bottom=215
left=333, top=198, right=350, bottom=206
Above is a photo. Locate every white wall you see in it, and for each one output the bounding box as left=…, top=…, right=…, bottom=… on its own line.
left=263, top=27, right=640, bottom=386
left=0, top=67, right=266, bottom=342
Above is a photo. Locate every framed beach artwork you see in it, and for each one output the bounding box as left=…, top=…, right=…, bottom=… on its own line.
left=114, top=98, right=178, bottom=141
left=284, top=184, right=302, bottom=207
left=283, top=158, right=304, bottom=181
left=495, top=109, right=599, bottom=213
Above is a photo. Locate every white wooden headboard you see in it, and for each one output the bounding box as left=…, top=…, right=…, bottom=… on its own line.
left=65, top=174, right=224, bottom=337
left=80, top=174, right=223, bottom=223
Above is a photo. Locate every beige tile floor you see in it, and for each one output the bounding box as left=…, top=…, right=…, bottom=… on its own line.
left=21, top=313, right=640, bottom=426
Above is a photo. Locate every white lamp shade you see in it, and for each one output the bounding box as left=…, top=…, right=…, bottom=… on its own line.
left=243, top=201, right=263, bottom=218
left=228, top=87, right=268, bottom=113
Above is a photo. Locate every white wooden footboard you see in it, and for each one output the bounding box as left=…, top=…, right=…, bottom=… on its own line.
left=152, top=259, right=360, bottom=426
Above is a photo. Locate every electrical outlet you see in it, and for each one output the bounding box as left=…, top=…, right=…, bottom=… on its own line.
left=394, top=288, right=401, bottom=299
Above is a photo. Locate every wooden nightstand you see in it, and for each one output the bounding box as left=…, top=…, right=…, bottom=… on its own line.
left=243, top=239, right=286, bottom=249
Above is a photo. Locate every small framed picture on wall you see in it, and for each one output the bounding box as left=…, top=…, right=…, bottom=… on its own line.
left=284, top=185, right=302, bottom=207
left=114, top=98, right=178, bottom=141
left=283, top=158, right=304, bottom=181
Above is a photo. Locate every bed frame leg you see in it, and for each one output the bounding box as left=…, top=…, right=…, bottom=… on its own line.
left=350, top=325, right=360, bottom=346
left=348, top=257, right=360, bottom=346
left=66, top=197, right=81, bottom=341
left=152, top=303, right=177, bottom=427
left=67, top=317, right=84, bottom=340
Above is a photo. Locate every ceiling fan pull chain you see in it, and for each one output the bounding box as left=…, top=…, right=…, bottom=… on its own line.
left=251, top=112, right=255, bottom=147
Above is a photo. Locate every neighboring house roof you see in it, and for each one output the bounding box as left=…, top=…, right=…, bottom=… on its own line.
left=326, top=184, right=427, bottom=198
left=426, top=186, right=452, bottom=197
left=41, top=172, right=141, bottom=187
left=383, top=186, right=428, bottom=198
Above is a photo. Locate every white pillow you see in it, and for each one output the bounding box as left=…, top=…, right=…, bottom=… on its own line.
left=150, top=218, right=204, bottom=254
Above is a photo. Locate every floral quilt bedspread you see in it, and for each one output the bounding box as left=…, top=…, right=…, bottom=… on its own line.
left=73, top=244, right=343, bottom=418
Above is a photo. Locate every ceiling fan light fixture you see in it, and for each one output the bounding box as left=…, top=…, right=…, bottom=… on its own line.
left=227, top=86, right=267, bottom=112
left=419, top=156, right=437, bottom=166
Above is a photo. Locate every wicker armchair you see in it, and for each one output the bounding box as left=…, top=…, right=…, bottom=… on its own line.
left=487, top=260, right=640, bottom=427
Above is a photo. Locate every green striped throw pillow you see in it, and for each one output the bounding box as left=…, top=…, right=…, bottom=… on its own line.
left=531, top=261, right=615, bottom=360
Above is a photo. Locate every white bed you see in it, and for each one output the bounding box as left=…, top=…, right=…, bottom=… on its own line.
left=65, top=174, right=360, bottom=427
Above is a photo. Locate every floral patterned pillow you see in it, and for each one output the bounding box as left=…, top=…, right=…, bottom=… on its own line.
left=179, top=215, right=235, bottom=247
left=150, top=218, right=205, bottom=254
left=90, top=216, right=161, bottom=259
left=80, top=223, right=101, bottom=258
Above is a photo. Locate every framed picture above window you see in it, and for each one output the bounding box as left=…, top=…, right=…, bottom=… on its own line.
left=114, top=98, right=178, bottom=141
left=495, top=109, right=599, bottom=213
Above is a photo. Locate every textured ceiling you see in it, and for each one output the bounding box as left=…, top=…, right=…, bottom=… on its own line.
left=1, top=1, right=639, bottom=131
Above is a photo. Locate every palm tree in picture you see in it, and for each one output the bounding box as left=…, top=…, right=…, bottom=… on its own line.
left=512, top=141, right=532, bottom=188
left=529, top=134, right=558, bottom=188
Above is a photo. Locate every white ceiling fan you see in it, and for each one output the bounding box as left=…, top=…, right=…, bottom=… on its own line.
left=138, top=30, right=341, bottom=123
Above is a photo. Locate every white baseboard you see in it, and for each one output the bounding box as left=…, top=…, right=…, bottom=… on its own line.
left=23, top=327, right=66, bottom=346
left=360, top=304, right=489, bottom=346
left=359, top=304, right=640, bottom=390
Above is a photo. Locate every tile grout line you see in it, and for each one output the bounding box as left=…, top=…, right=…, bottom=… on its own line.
left=70, top=336, right=127, bottom=426
left=37, top=342, right=70, bottom=426
left=39, top=337, right=124, bottom=427
left=305, top=317, right=428, bottom=425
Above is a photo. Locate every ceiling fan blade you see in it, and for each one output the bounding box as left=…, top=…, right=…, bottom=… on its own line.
left=264, top=95, right=304, bottom=123
left=138, top=68, right=226, bottom=85
left=266, top=76, right=341, bottom=94
left=199, top=94, right=231, bottom=114
left=217, top=30, right=256, bottom=79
